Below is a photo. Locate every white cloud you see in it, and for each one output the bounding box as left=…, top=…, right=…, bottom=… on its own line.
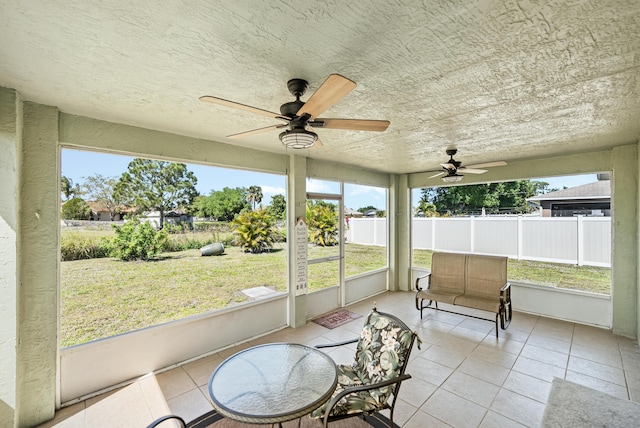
left=306, top=179, right=331, bottom=193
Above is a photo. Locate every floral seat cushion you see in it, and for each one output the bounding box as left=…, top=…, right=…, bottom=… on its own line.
left=311, top=310, right=415, bottom=419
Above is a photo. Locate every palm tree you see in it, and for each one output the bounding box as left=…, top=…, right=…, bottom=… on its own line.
left=246, top=185, right=263, bottom=210
left=60, top=175, right=80, bottom=201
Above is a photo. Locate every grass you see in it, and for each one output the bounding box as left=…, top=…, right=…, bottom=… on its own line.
left=60, top=229, right=611, bottom=347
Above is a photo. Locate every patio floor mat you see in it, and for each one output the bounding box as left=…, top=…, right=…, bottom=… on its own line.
left=312, top=309, right=362, bottom=329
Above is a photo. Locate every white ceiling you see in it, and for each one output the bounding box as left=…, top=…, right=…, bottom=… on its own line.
left=1, top=1, right=639, bottom=175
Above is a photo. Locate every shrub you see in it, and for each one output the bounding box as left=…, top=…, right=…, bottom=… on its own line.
left=61, top=233, right=111, bottom=261
left=109, top=218, right=168, bottom=261
left=306, top=203, right=339, bottom=246
left=231, top=209, right=276, bottom=253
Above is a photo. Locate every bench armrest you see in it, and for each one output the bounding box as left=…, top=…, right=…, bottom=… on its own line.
left=314, top=338, right=359, bottom=349
left=500, top=282, right=511, bottom=292
left=415, top=273, right=431, bottom=291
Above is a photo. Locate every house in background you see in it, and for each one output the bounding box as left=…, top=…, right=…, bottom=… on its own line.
left=527, top=179, right=611, bottom=217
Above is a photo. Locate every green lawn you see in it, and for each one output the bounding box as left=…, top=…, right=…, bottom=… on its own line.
left=60, top=233, right=611, bottom=347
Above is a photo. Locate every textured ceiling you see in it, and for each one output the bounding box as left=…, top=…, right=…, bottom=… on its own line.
left=1, top=1, right=639, bottom=174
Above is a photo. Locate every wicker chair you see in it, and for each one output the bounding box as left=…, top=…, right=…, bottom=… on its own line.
left=311, top=307, right=420, bottom=428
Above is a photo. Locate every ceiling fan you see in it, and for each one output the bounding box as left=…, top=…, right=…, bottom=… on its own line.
left=429, top=149, right=507, bottom=183
left=199, top=74, right=390, bottom=149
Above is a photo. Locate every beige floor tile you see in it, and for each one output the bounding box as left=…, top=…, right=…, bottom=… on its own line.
left=479, top=411, right=527, bottom=428
left=494, top=327, right=530, bottom=343
left=470, top=344, right=518, bottom=369
left=490, top=389, right=545, bottom=427
left=436, top=335, right=480, bottom=354
left=625, top=369, right=640, bottom=391
left=508, top=312, right=539, bottom=333
left=36, top=402, right=86, bottom=428
left=502, top=371, right=552, bottom=404
left=621, top=350, right=640, bottom=373
left=165, top=388, right=213, bottom=423
left=448, top=325, right=490, bottom=343
left=457, top=357, right=510, bottom=386
left=570, top=342, right=622, bottom=368
left=182, top=353, right=224, bottom=386
left=85, top=383, right=153, bottom=428
left=568, top=355, right=626, bottom=386
left=618, top=338, right=640, bottom=353
left=565, top=370, right=629, bottom=400
left=404, top=409, right=453, bottom=428
left=397, top=377, right=438, bottom=408
left=409, top=356, right=455, bottom=386
left=421, top=389, right=488, bottom=428
left=520, top=344, right=568, bottom=368
left=387, top=397, right=420, bottom=427
left=480, top=335, right=526, bottom=355
left=512, top=356, right=566, bottom=383
left=422, top=344, right=469, bottom=369
left=146, top=367, right=198, bottom=401
left=525, top=334, right=571, bottom=354
left=458, top=318, right=496, bottom=334
left=441, top=371, right=500, bottom=407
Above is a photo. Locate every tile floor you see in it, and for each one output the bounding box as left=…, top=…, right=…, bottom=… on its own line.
left=40, top=291, right=640, bottom=428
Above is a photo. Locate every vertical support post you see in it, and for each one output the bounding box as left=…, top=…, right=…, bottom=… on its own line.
left=517, top=215, right=523, bottom=261
left=577, top=215, right=584, bottom=266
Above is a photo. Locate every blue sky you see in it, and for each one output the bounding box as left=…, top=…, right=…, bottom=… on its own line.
left=62, top=149, right=599, bottom=211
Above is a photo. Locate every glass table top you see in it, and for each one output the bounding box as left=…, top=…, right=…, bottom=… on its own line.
left=208, top=342, right=338, bottom=424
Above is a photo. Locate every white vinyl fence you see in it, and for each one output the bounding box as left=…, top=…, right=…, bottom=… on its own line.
left=346, top=216, right=611, bottom=267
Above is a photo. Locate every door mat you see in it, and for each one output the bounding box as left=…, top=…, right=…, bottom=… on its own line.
left=312, top=309, right=362, bottom=329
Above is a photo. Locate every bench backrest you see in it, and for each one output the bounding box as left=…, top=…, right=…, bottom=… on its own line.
left=430, top=252, right=467, bottom=294
left=465, top=254, right=508, bottom=299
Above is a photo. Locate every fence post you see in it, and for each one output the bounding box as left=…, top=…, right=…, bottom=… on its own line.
left=431, top=217, right=436, bottom=251
left=470, top=216, right=475, bottom=254
left=577, top=215, right=584, bottom=266
left=517, top=215, right=523, bottom=260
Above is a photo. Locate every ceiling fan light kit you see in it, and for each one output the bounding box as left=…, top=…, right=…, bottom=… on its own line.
left=279, top=128, right=318, bottom=149
left=200, top=74, right=390, bottom=149
left=442, top=174, right=464, bottom=183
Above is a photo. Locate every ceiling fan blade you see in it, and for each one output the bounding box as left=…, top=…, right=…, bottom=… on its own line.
left=227, top=124, right=286, bottom=139
left=200, top=96, right=281, bottom=119
left=440, top=163, right=456, bottom=170
left=464, top=161, right=507, bottom=169
left=312, top=118, right=390, bottom=132
left=458, top=168, right=488, bottom=174
left=310, top=137, right=324, bottom=149
left=296, top=74, right=356, bottom=119
left=428, top=171, right=446, bottom=179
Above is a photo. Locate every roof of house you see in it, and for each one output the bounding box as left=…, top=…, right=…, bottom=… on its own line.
left=528, top=181, right=611, bottom=202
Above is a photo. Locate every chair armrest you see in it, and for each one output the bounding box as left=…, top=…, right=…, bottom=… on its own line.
left=322, top=374, right=412, bottom=427
left=415, top=273, right=431, bottom=291
left=500, top=282, right=511, bottom=292
left=314, top=338, right=359, bottom=349
left=146, top=415, right=187, bottom=428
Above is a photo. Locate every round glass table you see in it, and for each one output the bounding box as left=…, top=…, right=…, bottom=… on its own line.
left=208, top=342, right=338, bottom=425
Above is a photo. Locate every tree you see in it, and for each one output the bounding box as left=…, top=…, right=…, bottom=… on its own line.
left=62, top=197, right=91, bottom=220
left=81, top=174, right=122, bottom=220
left=267, top=194, right=286, bottom=221
left=114, top=159, right=198, bottom=229
left=61, top=175, right=80, bottom=201
left=421, top=180, right=547, bottom=216
left=246, top=185, right=263, bottom=210
left=192, top=187, right=250, bottom=221
left=357, top=205, right=378, bottom=215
